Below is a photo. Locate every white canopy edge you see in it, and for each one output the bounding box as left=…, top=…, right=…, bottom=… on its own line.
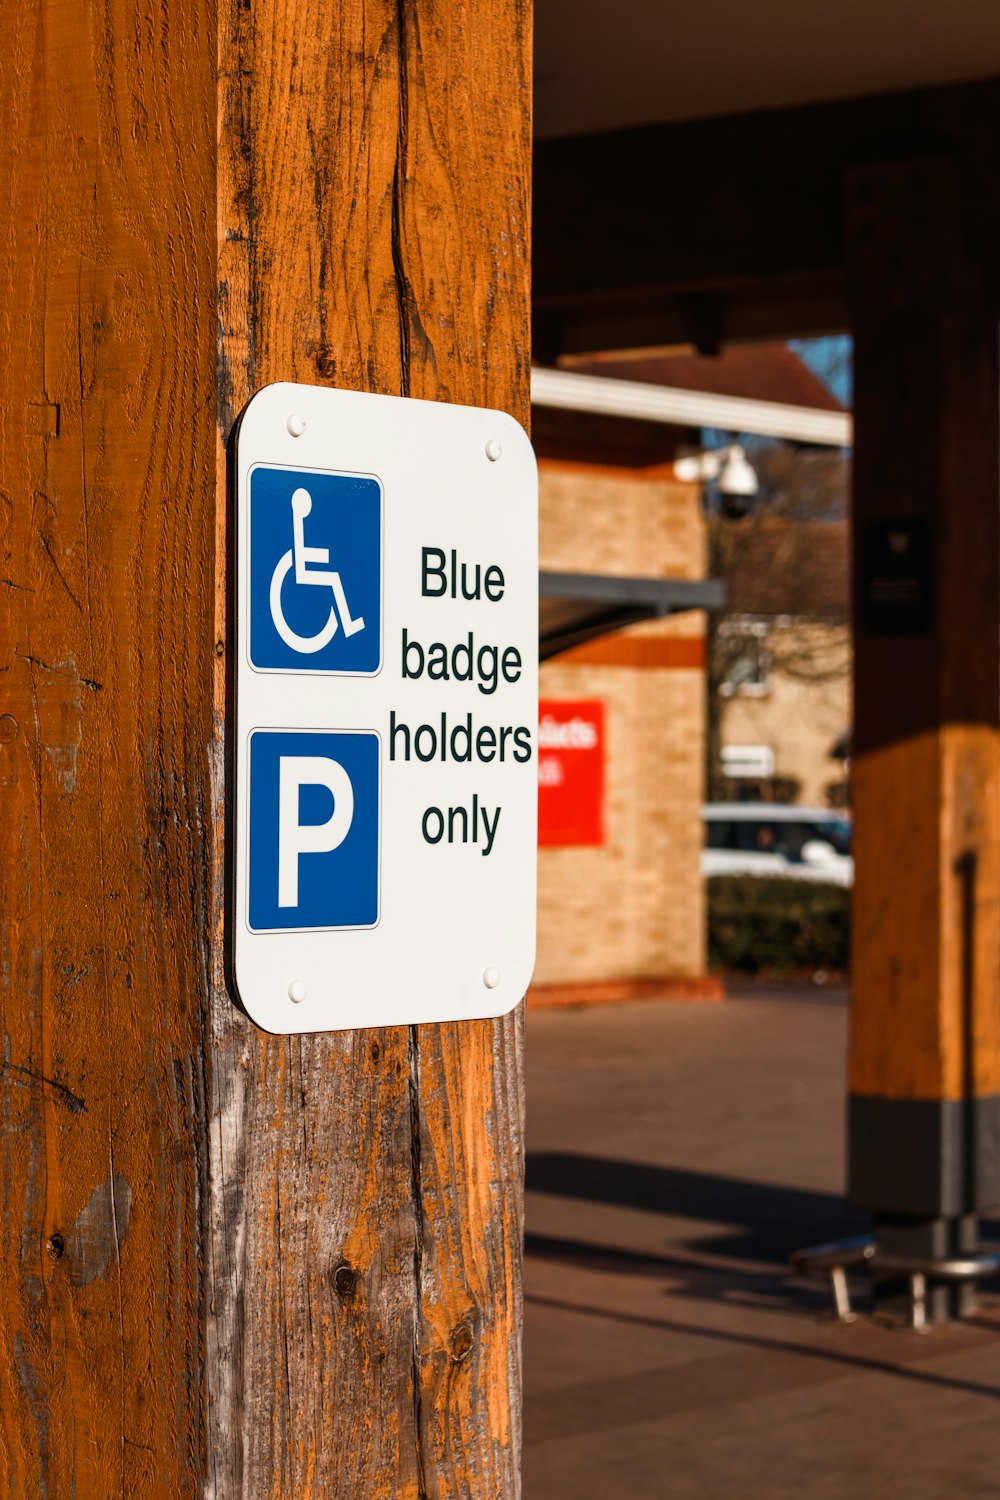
left=530, top=366, right=853, bottom=448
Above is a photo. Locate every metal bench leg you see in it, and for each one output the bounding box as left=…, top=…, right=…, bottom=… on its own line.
left=910, top=1272, right=928, bottom=1331
left=830, top=1265, right=855, bottom=1322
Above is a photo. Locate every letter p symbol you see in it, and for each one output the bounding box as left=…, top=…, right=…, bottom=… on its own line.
left=278, top=756, right=355, bottom=906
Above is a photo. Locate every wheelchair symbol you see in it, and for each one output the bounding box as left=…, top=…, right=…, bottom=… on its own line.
left=269, top=487, right=366, bottom=654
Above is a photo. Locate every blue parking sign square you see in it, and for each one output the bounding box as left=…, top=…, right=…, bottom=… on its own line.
left=249, top=465, right=381, bottom=673
left=248, top=730, right=380, bottom=931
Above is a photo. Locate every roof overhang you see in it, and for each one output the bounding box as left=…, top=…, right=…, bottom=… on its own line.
left=535, top=0, right=1000, bottom=139
left=540, top=570, right=725, bottom=660
left=531, top=367, right=852, bottom=447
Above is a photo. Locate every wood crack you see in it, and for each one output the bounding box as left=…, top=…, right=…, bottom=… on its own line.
left=391, top=0, right=411, bottom=396
left=107, top=1133, right=127, bottom=1500
left=0, top=1061, right=86, bottom=1114
left=407, top=1024, right=429, bottom=1500
left=38, top=531, right=83, bottom=613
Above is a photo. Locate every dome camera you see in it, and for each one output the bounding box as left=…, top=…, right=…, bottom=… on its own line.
left=674, top=442, right=759, bottom=518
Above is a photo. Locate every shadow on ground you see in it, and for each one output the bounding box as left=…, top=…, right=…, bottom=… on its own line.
left=526, top=1151, right=871, bottom=1264
left=523, top=996, right=1000, bottom=1498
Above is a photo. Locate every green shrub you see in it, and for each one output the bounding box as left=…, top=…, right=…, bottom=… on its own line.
left=707, top=875, right=850, bottom=975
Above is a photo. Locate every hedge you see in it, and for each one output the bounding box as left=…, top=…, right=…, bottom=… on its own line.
left=707, top=875, right=850, bottom=975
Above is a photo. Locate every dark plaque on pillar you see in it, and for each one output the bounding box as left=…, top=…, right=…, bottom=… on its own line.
left=860, top=518, right=934, bottom=635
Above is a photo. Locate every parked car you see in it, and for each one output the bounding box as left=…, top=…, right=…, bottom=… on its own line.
left=702, top=803, right=853, bottom=885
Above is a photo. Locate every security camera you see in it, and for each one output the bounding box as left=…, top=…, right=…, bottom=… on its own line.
left=674, top=443, right=759, bottom=518
left=718, top=446, right=758, bottom=498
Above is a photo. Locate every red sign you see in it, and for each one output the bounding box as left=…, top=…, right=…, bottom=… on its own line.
left=538, top=700, right=605, bottom=846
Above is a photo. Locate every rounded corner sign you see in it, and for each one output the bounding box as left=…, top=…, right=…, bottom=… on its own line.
left=229, top=382, right=538, bottom=1035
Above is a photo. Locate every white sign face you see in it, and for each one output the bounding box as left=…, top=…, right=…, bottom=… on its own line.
left=229, top=382, right=538, bottom=1034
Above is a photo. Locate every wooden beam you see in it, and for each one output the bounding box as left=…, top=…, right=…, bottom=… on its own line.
left=847, top=155, right=1000, bottom=1244
left=540, top=274, right=849, bottom=360
left=1, top=0, right=531, bottom=1493
left=220, top=0, right=533, bottom=1481
left=0, top=1, right=216, bottom=1488
left=534, top=78, right=1000, bottom=354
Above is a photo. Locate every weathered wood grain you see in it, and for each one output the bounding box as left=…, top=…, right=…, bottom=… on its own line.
left=210, top=1, right=530, bottom=1496
left=2, top=0, right=530, bottom=1495
left=0, top=0, right=216, bottom=1493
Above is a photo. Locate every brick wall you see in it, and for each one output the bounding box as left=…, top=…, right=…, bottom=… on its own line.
left=722, top=622, right=851, bottom=806
left=540, top=460, right=706, bottom=581
left=536, top=460, right=707, bottom=987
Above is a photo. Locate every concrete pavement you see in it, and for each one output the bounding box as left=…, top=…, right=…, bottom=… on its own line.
left=523, top=985, right=1000, bottom=1499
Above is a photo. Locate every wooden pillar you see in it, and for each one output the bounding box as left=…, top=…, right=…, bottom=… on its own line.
left=848, top=155, right=1000, bottom=1301
left=1, top=1, right=530, bottom=1492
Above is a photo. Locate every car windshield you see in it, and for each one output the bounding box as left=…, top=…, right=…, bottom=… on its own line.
left=704, top=815, right=852, bottom=858
left=804, top=818, right=851, bottom=856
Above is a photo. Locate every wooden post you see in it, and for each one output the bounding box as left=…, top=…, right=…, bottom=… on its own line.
left=1, top=1, right=530, bottom=1492
left=848, top=156, right=1000, bottom=1310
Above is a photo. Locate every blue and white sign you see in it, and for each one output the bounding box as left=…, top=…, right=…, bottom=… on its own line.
left=247, top=730, right=380, bottom=931
left=249, top=466, right=381, bottom=674
left=230, top=382, right=538, bottom=1036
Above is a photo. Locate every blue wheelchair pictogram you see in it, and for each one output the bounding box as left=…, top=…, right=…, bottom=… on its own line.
left=249, top=466, right=381, bottom=673
left=247, top=729, right=380, bottom=931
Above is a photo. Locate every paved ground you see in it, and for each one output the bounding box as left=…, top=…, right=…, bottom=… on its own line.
left=523, top=983, right=1000, bottom=1499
